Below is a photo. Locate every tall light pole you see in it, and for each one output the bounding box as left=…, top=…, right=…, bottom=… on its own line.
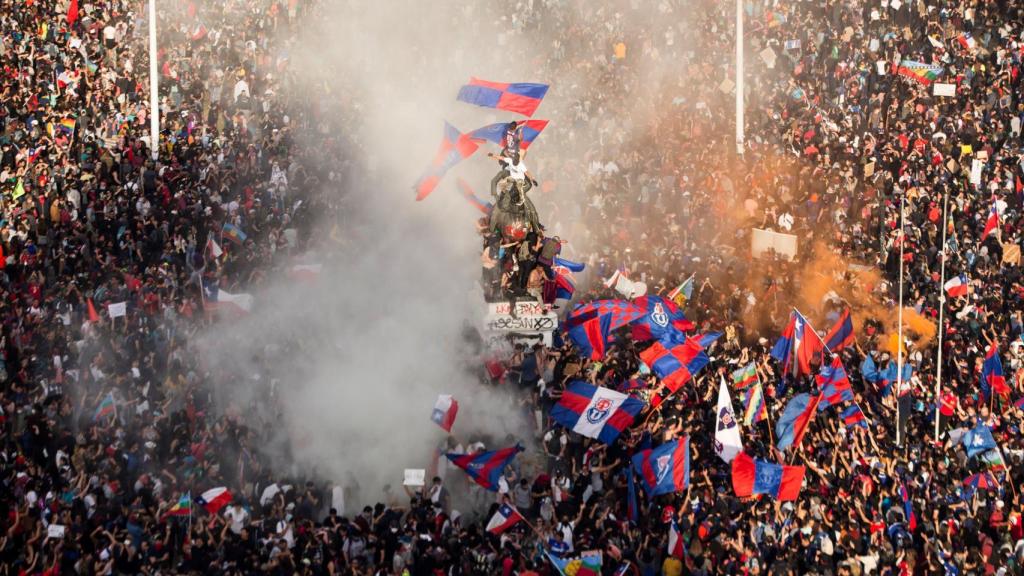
left=895, top=192, right=906, bottom=447
left=933, top=185, right=950, bottom=439
left=735, top=0, right=744, bottom=155
left=149, top=0, right=159, bottom=161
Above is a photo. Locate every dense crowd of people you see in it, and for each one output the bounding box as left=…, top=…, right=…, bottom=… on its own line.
left=5, top=0, right=1024, bottom=574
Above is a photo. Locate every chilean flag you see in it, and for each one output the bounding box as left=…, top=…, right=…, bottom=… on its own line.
left=771, top=310, right=823, bottom=376
left=446, top=445, right=523, bottom=491
left=731, top=452, right=805, bottom=501
left=822, top=308, right=855, bottom=351
left=982, top=203, right=999, bottom=239
left=486, top=504, right=523, bottom=534
left=431, top=394, right=458, bottom=433
left=631, top=437, right=690, bottom=497
left=414, top=122, right=479, bottom=201
left=550, top=382, right=643, bottom=444
left=667, top=519, right=686, bottom=559
left=944, top=274, right=969, bottom=298
left=457, top=78, right=549, bottom=117
left=196, top=487, right=232, bottom=514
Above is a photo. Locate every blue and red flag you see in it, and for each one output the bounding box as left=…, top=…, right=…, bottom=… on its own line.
left=625, top=468, right=639, bottom=522
left=553, top=266, right=576, bottom=300
left=775, top=392, right=821, bottom=451
left=445, top=445, right=523, bottom=491
left=565, top=300, right=646, bottom=360
left=980, top=343, right=1009, bottom=400
left=770, top=310, right=823, bottom=377
left=631, top=436, right=690, bottom=497
left=639, top=333, right=718, bottom=393
left=899, top=483, right=917, bottom=531
left=554, top=257, right=585, bottom=273
left=468, top=119, right=549, bottom=150
left=841, top=404, right=869, bottom=429
left=731, top=452, right=805, bottom=501
left=629, top=295, right=695, bottom=342
left=456, top=77, right=549, bottom=117
left=414, top=122, right=479, bottom=201
left=550, top=382, right=643, bottom=444
left=816, top=356, right=854, bottom=412
left=456, top=178, right=492, bottom=214
left=823, top=308, right=855, bottom=351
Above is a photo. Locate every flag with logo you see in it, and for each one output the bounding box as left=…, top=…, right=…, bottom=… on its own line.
left=631, top=437, right=690, bottom=497
left=731, top=362, right=758, bottom=390
left=714, top=375, right=743, bottom=463
left=550, top=381, right=643, bottom=444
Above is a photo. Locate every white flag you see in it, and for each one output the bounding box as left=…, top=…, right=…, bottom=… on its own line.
left=714, top=375, right=743, bottom=463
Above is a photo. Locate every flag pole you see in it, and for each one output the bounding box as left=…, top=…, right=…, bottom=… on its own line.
left=735, top=0, right=744, bottom=155
left=895, top=192, right=906, bottom=448
left=933, top=185, right=949, bottom=440
left=791, top=307, right=834, bottom=357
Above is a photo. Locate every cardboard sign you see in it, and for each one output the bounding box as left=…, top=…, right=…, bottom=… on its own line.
left=751, top=228, right=798, bottom=261
left=760, top=47, right=777, bottom=68
left=403, top=469, right=426, bottom=487
left=107, top=301, right=127, bottom=318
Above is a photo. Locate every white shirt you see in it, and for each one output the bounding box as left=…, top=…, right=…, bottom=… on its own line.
left=224, top=506, right=249, bottom=534
left=501, top=158, right=528, bottom=181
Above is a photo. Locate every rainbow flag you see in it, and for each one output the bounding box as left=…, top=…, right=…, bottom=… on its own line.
left=58, top=118, right=76, bottom=135
left=741, top=383, right=768, bottom=426
left=222, top=222, right=247, bottom=245
left=162, top=492, right=193, bottom=519
left=93, top=392, right=115, bottom=421
left=897, top=60, right=943, bottom=85
left=731, top=362, right=758, bottom=390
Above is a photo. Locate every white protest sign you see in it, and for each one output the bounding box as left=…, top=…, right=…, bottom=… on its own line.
left=47, top=524, right=66, bottom=539
left=403, top=469, right=426, bottom=487
left=760, top=47, right=777, bottom=69
left=933, top=83, right=956, bottom=97
left=876, top=61, right=887, bottom=75
left=970, top=158, right=983, bottom=185
left=751, top=228, right=799, bottom=261
left=107, top=301, right=127, bottom=318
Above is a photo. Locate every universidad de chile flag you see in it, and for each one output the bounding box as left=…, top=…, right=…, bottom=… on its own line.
left=629, top=295, right=695, bottom=342
left=816, top=356, right=854, bottom=412
left=980, top=343, right=1009, bottom=400
left=771, top=310, right=823, bottom=376
left=445, top=444, right=523, bottom=491
left=639, top=333, right=719, bottom=393
left=456, top=77, right=549, bottom=117
left=550, top=381, right=643, bottom=444
left=469, top=120, right=549, bottom=150
left=553, top=267, right=576, bottom=300
left=565, top=300, right=645, bottom=360
left=631, top=436, right=690, bottom=497
left=731, top=452, right=805, bottom=501
left=414, top=122, right=479, bottom=201
left=775, top=392, right=821, bottom=451
left=823, top=308, right=855, bottom=351
left=899, top=483, right=917, bottom=531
